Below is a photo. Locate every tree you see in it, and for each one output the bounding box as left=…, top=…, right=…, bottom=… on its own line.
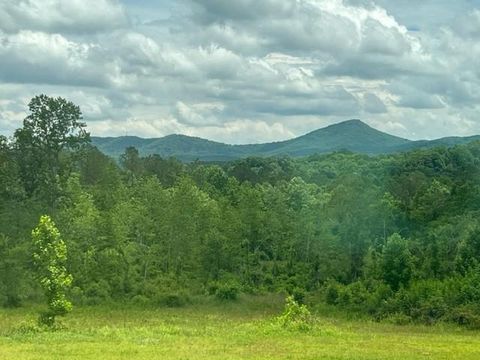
left=0, top=136, right=23, bottom=200
left=14, top=95, right=90, bottom=203
left=32, top=215, right=73, bottom=326
left=120, top=146, right=144, bottom=177
left=381, top=233, right=413, bottom=291
left=0, top=234, right=25, bottom=307
left=456, top=227, right=480, bottom=274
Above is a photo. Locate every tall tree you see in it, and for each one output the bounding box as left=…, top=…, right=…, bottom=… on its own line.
left=14, top=95, right=90, bottom=204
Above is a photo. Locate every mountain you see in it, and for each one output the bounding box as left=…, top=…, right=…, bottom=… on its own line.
left=244, top=119, right=411, bottom=156
left=92, top=134, right=242, bottom=161
left=91, top=120, right=480, bottom=161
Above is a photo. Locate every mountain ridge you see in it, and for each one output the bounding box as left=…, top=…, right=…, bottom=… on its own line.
left=92, top=120, right=480, bottom=161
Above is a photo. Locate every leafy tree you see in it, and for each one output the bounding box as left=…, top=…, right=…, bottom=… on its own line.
left=57, top=174, right=101, bottom=291
left=381, top=233, right=413, bottom=291
left=14, top=95, right=89, bottom=203
left=412, top=179, right=451, bottom=222
left=143, top=154, right=184, bottom=187
left=120, top=146, right=144, bottom=179
left=456, top=228, right=480, bottom=274
left=0, top=234, right=25, bottom=307
left=32, top=215, right=73, bottom=326
left=0, top=136, right=23, bottom=200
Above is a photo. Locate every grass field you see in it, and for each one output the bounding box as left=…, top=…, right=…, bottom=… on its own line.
left=1, top=295, right=479, bottom=360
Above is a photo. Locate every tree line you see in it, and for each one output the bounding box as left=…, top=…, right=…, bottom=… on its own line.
left=1, top=95, right=480, bottom=326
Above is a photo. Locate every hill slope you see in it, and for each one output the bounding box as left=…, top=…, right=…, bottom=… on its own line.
left=92, top=120, right=480, bottom=161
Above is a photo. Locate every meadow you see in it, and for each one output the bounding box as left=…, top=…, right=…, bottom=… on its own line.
left=1, top=295, right=479, bottom=360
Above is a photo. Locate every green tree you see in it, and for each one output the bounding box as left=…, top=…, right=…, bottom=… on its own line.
left=120, top=146, right=144, bottom=182
left=14, top=95, right=90, bottom=203
left=456, top=228, right=480, bottom=274
left=0, top=234, right=25, bottom=307
left=32, top=215, right=73, bottom=326
left=57, top=174, right=101, bottom=291
left=381, top=233, right=413, bottom=291
left=0, top=136, right=23, bottom=200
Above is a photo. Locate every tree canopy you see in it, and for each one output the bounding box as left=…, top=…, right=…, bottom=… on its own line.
left=2, top=96, right=480, bottom=327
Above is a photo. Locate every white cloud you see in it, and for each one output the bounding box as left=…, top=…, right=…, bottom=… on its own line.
left=187, top=119, right=296, bottom=144
left=0, top=0, right=128, bottom=33
left=1, top=0, right=480, bottom=143
left=0, top=30, right=115, bottom=86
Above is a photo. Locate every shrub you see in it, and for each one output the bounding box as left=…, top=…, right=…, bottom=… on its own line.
left=367, top=282, right=393, bottom=315
left=69, top=286, right=85, bottom=305
left=324, top=280, right=340, bottom=305
left=448, top=304, right=480, bottom=329
left=131, top=294, right=150, bottom=306
left=156, top=291, right=189, bottom=307
left=214, top=281, right=240, bottom=301
left=84, top=280, right=111, bottom=305
left=276, top=295, right=313, bottom=331
left=383, top=313, right=412, bottom=325
left=2, top=294, right=21, bottom=308
left=290, top=287, right=306, bottom=304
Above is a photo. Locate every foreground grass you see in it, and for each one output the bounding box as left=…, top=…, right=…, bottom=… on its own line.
left=1, top=295, right=479, bottom=360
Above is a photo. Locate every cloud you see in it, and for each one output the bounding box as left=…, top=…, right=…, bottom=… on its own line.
left=0, top=30, right=114, bottom=87
left=454, top=10, right=480, bottom=38
left=1, top=0, right=480, bottom=143
left=0, top=30, right=170, bottom=88
left=189, top=0, right=296, bottom=23
left=363, top=93, right=387, bottom=113
left=174, top=101, right=225, bottom=126
left=188, top=118, right=296, bottom=144
left=0, top=0, right=128, bottom=34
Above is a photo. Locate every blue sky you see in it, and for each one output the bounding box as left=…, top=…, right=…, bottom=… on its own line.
left=1, top=0, right=480, bottom=143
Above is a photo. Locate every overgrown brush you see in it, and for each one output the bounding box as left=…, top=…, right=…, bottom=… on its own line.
left=276, top=295, right=313, bottom=331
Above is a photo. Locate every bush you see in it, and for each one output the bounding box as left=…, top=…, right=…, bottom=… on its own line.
left=214, top=281, right=240, bottom=301
left=324, top=280, right=340, bottom=305
left=84, top=280, right=111, bottom=305
left=156, top=291, right=189, bottom=307
left=323, top=281, right=373, bottom=310
left=2, top=294, right=21, bottom=308
left=383, top=313, right=412, bottom=326
left=276, top=295, right=313, bottom=331
left=448, top=304, right=480, bottom=329
left=131, top=294, right=150, bottom=306
left=367, top=282, right=393, bottom=315
left=69, top=286, right=86, bottom=305
left=290, top=287, right=306, bottom=304
left=417, top=296, right=448, bottom=324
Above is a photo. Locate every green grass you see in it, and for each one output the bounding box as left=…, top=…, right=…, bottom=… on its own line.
left=1, top=295, right=480, bottom=359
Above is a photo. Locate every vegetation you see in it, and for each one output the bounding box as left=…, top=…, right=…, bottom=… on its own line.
left=1, top=297, right=480, bottom=359
left=276, top=295, right=312, bottom=331
left=92, top=119, right=480, bottom=161
left=2, top=95, right=480, bottom=336
left=32, top=215, right=73, bottom=326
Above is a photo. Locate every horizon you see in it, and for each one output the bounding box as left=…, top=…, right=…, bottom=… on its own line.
left=91, top=118, right=479, bottom=146
left=1, top=1, right=480, bottom=144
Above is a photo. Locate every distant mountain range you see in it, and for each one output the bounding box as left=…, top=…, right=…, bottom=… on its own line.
left=92, top=119, right=480, bottom=161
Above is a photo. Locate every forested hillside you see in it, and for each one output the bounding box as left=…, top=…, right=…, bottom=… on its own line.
left=92, top=119, right=480, bottom=161
left=2, top=96, right=480, bottom=327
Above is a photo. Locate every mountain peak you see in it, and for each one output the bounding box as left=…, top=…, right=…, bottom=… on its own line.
left=91, top=119, right=480, bottom=161
left=304, top=119, right=376, bottom=138
left=329, top=119, right=369, bottom=128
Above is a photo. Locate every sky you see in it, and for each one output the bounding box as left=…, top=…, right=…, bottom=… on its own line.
left=1, top=0, right=480, bottom=144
